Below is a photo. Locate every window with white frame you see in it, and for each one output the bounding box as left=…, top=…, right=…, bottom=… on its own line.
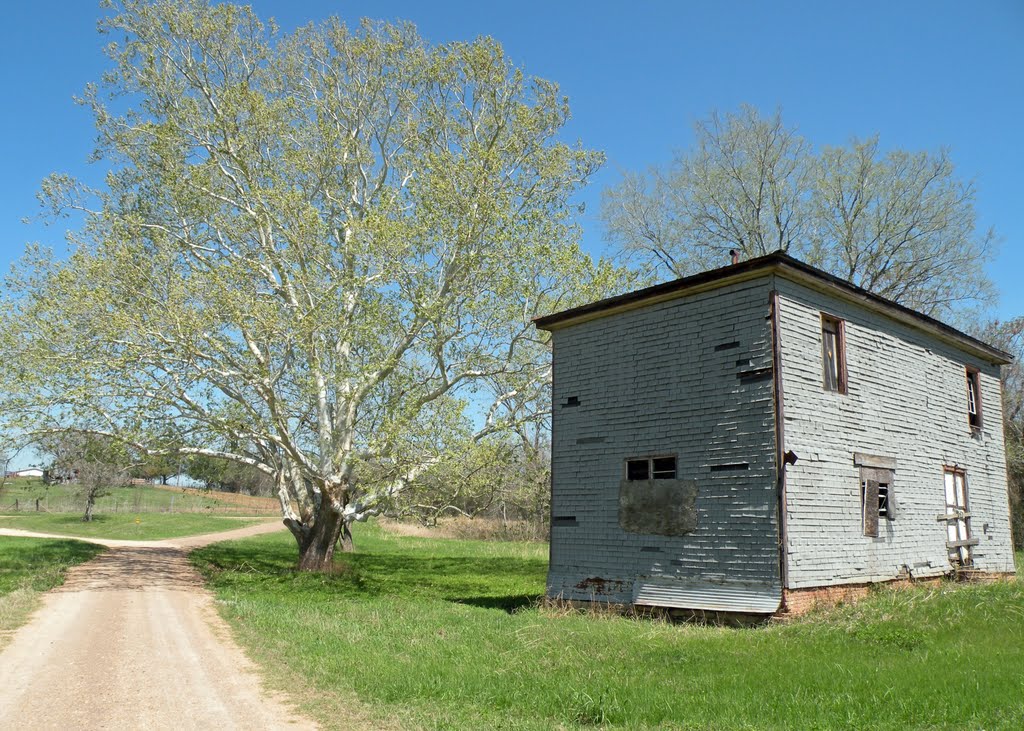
left=821, top=313, right=847, bottom=393
left=966, top=367, right=982, bottom=430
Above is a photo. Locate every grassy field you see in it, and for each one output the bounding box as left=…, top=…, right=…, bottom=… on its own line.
left=191, top=526, right=1024, bottom=730
left=0, top=512, right=269, bottom=541
left=0, top=477, right=279, bottom=516
left=0, top=537, right=105, bottom=650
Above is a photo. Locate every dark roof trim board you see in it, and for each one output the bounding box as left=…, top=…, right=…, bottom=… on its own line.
left=533, top=252, right=1013, bottom=365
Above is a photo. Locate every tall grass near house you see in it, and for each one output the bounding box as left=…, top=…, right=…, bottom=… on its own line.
left=192, top=525, right=1024, bottom=730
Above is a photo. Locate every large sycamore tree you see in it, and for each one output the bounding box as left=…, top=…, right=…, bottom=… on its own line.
left=0, top=0, right=615, bottom=569
left=603, top=105, right=996, bottom=319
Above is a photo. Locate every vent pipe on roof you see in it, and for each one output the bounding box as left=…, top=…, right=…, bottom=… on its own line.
left=729, top=249, right=739, bottom=265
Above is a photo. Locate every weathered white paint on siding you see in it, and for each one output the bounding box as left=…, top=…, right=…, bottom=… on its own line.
left=775, top=277, right=1015, bottom=589
left=547, top=279, right=781, bottom=606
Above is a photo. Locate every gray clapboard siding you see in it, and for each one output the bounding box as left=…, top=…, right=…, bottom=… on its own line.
left=548, top=278, right=781, bottom=605
left=775, top=277, right=1015, bottom=588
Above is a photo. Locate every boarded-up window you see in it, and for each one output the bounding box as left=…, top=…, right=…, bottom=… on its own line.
left=861, top=467, right=895, bottom=537
left=943, top=468, right=974, bottom=566
left=821, top=314, right=847, bottom=394
left=621, top=456, right=692, bottom=536
left=966, top=368, right=982, bottom=430
left=863, top=479, right=880, bottom=537
left=619, top=478, right=698, bottom=536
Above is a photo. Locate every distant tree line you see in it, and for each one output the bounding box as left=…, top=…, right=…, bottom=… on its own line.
left=983, top=319, right=1024, bottom=549
left=184, top=454, right=275, bottom=496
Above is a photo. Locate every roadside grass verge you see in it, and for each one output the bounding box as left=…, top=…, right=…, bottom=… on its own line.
left=0, top=512, right=269, bottom=541
left=0, top=537, right=105, bottom=650
left=192, top=526, right=1024, bottom=730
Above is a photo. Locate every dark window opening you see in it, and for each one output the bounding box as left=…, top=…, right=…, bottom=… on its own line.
left=877, top=483, right=889, bottom=518
left=821, top=314, right=847, bottom=394
left=627, top=459, right=650, bottom=481
left=626, top=456, right=677, bottom=481
left=652, top=457, right=677, bottom=479
left=966, top=368, right=982, bottom=430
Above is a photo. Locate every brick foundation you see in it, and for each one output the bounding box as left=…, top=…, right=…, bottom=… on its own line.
left=781, top=571, right=1015, bottom=616
left=546, top=571, right=1017, bottom=621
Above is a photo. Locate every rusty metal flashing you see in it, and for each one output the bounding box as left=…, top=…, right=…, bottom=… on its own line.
left=533, top=252, right=1013, bottom=365
left=633, top=577, right=782, bottom=614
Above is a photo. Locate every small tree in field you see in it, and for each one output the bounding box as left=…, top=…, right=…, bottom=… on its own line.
left=38, top=431, right=129, bottom=521
left=186, top=454, right=275, bottom=496
left=0, top=0, right=618, bottom=569
left=131, top=453, right=180, bottom=485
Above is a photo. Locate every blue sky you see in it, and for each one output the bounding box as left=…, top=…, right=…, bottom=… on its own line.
left=1, top=0, right=1021, bottom=319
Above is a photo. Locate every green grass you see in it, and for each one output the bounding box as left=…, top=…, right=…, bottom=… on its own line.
left=191, top=527, right=1024, bottom=730
left=0, top=477, right=270, bottom=515
left=0, top=512, right=268, bottom=541
left=0, top=537, right=105, bottom=648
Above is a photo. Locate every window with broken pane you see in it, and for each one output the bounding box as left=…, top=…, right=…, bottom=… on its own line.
left=966, top=367, right=982, bottom=430
left=652, top=457, right=677, bottom=479
left=626, top=459, right=650, bottom=481
left=821, top=313, right=847, bottom=393
left=877, top=483, right=889, bottom=517
left=626, top=456, right=677, bottom=481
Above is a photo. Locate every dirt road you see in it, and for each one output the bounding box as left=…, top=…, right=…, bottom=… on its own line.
left=0, top=521, right=317, bottom=730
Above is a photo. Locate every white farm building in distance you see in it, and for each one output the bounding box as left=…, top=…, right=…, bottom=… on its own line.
left=535, top=253, right=1015, bottom=616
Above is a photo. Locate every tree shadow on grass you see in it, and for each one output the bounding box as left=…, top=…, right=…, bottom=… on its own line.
left=350, top=552, right=545, bottom=597
left=451, top=594, right=542, bottom=613
left=194, top=538, right=548, bottom=606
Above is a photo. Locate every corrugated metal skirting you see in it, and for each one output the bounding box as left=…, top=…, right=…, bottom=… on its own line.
left=633, top=577, right=782, bottom=614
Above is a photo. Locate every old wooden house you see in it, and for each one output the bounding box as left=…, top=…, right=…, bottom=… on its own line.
left=535, top=253, right=1015, bottom=615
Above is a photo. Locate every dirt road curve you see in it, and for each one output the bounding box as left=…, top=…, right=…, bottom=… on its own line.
left=0, top=522, right=318, bottom=730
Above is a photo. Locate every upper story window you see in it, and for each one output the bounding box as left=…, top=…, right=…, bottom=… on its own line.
left=821, top=313, right=847, bottom=394
left=626, top=456, right=677, bottom=481
left=966, top=367, right=982, bottom=430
